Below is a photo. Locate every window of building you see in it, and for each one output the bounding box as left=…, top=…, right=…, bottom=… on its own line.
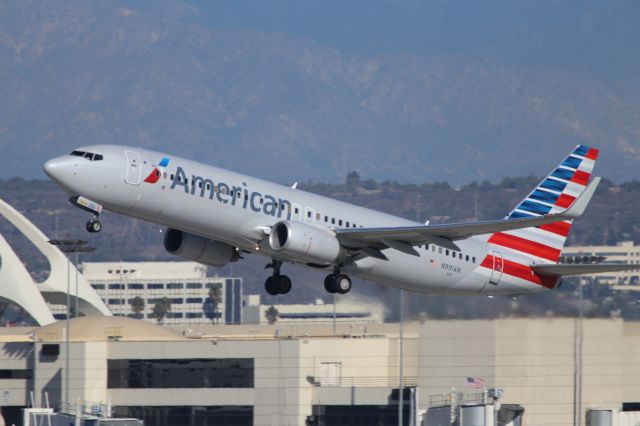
left=91, top=284, right=105, bottom=290
left=171, top=298, right=183, bottom=304
left=0, top=369, right=33, bottom=379
left=167, top=312, right=183, bottom=318
left=167, top=283, right=183, bottom=289
left=109, top=284, right=124, bottom=290
left=128, top=283, right=144, bottom=290
left=107, top=358, right=254, bottom=388
left=147, top=283, right=164, bottom=289
left=108, top=299, right=125, bottom=305
left=113, top=406, right=253, bottom=426
left=186, top=283, right=202, bottom=289
left=205, top=283, right=222, bottom=289
left=186, top=313, right=204, bottom=319
left=186, top=298, right=203, bottom=304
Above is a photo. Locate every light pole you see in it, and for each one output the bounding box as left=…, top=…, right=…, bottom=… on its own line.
left=399, top=289, right=404, bottom=426
left=48, top=239, right=94, bottom=411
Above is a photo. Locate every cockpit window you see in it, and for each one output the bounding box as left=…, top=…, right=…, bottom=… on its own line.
left=70, top=150, right=103, bottom=161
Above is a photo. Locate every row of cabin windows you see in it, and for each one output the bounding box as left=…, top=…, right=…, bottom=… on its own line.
left=417, top=244, right=476, bottom=263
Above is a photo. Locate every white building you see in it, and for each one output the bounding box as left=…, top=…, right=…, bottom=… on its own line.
left=79, top=262, right=243, bottom=325
left=241, top=295, right=385, bottom=324
left=1, top=317, right=640, bottom=426
left=562, top=241, right=640, bottom=290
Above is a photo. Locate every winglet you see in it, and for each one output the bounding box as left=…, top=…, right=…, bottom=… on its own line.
left=563, top=177, right=601, bottom=219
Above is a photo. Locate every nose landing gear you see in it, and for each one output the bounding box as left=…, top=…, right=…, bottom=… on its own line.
left=86, top=216, right=102, bottom=233
left=265, top=260, right=292, bottom=295
left=70, top=196, right=104, bottom=233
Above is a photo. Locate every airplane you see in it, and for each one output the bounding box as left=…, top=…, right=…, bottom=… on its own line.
left=43, top=144, right=640, bottom=296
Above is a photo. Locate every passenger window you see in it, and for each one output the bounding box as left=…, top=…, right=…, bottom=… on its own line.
left=459, top=253, right=463, bottom=259
left=295, top=207, right=299, bottom=214
left=346, top=221, right=350, bottom=227
left=198, top=180, right=202, bottom=188
left=331, top=218, right=335, bottom=224
left=170, top=174, right=174, bottom=180
left=206, top=183, right=211, bottom=190
left=472, top=257, right=476, bottom=263
left=432, top=246, right=435, bottom=252
left=163, top=171, right=167, bottom=178
left=353, top=223, right=356, bottom=228
left=307, top=211, right=312, bottom=218
left=439, top=247, right=443, bottom=254
left=324, top=216, right=328, bottom=222
left=446, top=249, right=449, bottom=256
left=339, top=219, right=343, bottom=226
left=316, top=213, right=321, bottom=220
left=465, top=255, right=469, bottom=261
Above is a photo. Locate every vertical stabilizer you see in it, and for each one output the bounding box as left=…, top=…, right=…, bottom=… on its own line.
left=487, top=145, right=599, bottom=264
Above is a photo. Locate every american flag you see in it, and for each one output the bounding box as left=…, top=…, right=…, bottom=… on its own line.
left=465, top=377, right=485, bottom=389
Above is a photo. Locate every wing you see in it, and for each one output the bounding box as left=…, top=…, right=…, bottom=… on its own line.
left=531, top=263, right=640, bottom=277
left=336, top=177, right=600, bottom=256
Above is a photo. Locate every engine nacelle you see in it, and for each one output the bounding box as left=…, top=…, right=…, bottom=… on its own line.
left=164, top=228, right=239, bottom=267
left=269, top=220, right=341, bottom=265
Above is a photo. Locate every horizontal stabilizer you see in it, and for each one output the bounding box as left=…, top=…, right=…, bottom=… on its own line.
left=531, top=263, right=640, bottom=277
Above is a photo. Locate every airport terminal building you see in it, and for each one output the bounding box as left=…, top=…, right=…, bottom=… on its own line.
left=0, top=316, right=639, bottom=425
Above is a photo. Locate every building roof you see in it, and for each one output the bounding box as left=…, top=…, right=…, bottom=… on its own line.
left=81, top=261, right=210, bottom=281
left=33, top=316, right=185, bottom=342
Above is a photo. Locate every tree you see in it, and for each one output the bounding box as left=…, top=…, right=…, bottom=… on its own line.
left=152, top=297, right=172, bottom=324
left=208, top=284, right=223, bottom=324
left=265, top=305, right=279, bottom=325
left=345, top=171, right=361, bottom=192
left=130, top=296, right=145, bottom=319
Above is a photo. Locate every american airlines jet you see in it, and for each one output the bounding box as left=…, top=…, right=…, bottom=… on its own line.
left=43, top=145, right=640, bottom=296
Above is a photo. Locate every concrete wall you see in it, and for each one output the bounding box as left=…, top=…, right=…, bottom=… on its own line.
left=418, top=318, right=640, bottom=426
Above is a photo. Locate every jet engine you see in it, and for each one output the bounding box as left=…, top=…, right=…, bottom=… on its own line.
left=269, top=220, right=341, bottom=265
left=164, top=228, right=239, bottom=267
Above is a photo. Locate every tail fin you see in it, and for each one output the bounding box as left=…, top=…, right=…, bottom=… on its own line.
left=488, top=145, right=599, bottom=263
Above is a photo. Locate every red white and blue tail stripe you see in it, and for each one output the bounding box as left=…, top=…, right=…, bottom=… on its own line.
left=487, top=145, right=599, bottom=264
left=478, top=146, right=599, bottom=290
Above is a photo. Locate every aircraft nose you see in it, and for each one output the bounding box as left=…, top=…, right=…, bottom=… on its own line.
left=43, top=156, right=76, bottom=187
left=43, top=157, right=64, bottom=178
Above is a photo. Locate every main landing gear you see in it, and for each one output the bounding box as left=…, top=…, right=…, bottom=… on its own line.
left=264, top=262, right=353, bottom=296
left=324, top=272, right=352, bottom=294
left=265, top=260, right=292, bottom=295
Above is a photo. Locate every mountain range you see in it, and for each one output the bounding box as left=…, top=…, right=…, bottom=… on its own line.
left=0, top=0, right=639, bottom=184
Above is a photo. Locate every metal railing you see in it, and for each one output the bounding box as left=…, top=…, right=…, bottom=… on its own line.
left=313, top=376, right=419, bottom=387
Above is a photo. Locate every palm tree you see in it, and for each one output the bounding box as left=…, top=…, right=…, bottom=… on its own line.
left=208, top=284, right=222, bottom=324
left=152, top=297, right=172, bottom=324
left=130, top=296, right=145, bottom=319
left=265, top=305, right=279, bottom=325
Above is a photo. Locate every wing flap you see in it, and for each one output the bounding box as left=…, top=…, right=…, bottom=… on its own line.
left=531, top=263, right=640, bottom=277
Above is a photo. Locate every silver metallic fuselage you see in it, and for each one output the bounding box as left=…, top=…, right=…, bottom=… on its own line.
left=44, top=145, right=554, bottom=296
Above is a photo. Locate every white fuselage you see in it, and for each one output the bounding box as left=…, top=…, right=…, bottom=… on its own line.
left=44, top=145, right=559, bottom=296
